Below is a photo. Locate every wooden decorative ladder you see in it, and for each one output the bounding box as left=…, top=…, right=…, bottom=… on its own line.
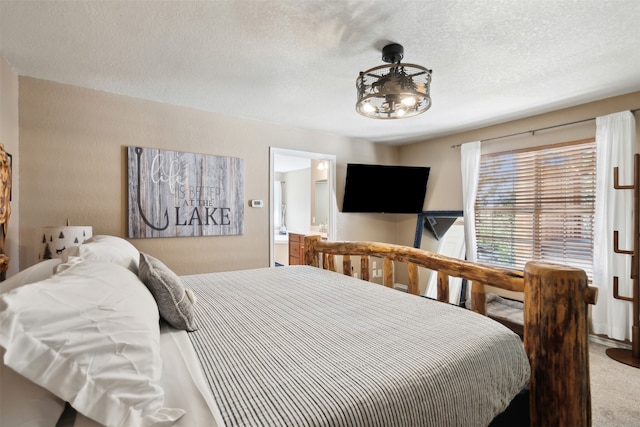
left=608, top=152, right=640, bottom=368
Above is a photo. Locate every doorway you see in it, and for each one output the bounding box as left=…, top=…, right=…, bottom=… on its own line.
left=269, top=148, right=336, bottom=267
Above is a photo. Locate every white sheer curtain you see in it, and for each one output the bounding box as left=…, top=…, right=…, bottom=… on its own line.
left=461, top=141, right=481, bottom=302
left=592, top=111, right=636, bottom=341
left=461, top=141, right=481, bottom=262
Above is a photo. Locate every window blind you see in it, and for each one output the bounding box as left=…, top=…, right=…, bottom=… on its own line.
left=475, top=139, right=596, bottom=279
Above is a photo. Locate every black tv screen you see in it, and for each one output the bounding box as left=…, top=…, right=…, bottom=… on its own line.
left=342, top=164, right=430, bottom=214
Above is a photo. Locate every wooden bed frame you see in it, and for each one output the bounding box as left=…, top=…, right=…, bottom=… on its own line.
left=304, top=235, right=598, bottom=427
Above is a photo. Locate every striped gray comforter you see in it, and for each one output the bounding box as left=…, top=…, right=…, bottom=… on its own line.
left=183, top=266, right=529, bottom=427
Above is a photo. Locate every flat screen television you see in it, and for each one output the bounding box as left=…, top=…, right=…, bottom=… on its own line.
left=342, top=163, right=430, bottom=214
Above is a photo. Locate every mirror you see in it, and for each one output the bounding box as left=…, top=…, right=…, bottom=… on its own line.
left=414, top=211, right=466, bottom=305
left=314, top=180, right=329, bottom=227
left=310, top=159, right=330, bottom=228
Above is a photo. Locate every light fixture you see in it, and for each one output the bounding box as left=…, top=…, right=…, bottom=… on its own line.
left=38, top=222, right=93, bottom=261
left=356, top=43, right=432, bottom=119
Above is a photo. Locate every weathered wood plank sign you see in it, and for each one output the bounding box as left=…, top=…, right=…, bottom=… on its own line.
left=127, top=146, right=244, bottom=238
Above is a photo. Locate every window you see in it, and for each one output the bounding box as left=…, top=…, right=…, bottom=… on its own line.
left=475, top=139, right=596, bottom=279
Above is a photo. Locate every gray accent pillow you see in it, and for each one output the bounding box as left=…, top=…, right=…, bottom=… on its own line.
left=138, top=252, right=198, bottom=332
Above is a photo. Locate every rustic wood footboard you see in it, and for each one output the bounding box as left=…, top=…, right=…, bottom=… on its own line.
left=304, top=235, right=598, bottom=427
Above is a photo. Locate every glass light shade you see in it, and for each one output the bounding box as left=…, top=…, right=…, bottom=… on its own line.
left=401, top=96, right=417, bottom=107
left=356, top=63, right=432, bottom=119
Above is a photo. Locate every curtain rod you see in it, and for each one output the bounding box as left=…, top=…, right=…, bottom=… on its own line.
left=450, top=108, right=640, bottom=148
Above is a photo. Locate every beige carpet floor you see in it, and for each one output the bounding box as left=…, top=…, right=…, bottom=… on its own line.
left=590, top=341, right=640, bottom=427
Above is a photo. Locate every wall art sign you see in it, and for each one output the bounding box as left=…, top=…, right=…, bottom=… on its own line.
left=127, top=146, right=244, bottom=238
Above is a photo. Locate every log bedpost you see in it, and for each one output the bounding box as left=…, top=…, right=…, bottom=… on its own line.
left=383, top=257, right=394, bottom=288
left=524, top=262, right=595, bottom=427
left=436, top=270, right=449, bottom=302
left=360, top=256, right=370, bottom=281
left=343, top=255, right=352, bottom=276
left=304, top=235, right=320, bottom=267
left=323, top=253, right=336, bottom=272
left=470, top=281, right=487, bottom=315
left=407, top=263, right=419, bottom=295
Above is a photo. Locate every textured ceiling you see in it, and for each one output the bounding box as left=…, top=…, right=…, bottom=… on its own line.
left=1, top=0, right=640, bottom=145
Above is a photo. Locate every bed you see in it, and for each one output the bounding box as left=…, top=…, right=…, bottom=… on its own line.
left=0, top=235, right=596, bottom=427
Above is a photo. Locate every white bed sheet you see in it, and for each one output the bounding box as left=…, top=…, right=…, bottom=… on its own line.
left=67, top=323, right=224, bottom=427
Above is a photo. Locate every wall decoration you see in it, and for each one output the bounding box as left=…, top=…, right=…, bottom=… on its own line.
left=127, top=146, right=244, bottom=238
left=0, top=144, right=10, bottom=281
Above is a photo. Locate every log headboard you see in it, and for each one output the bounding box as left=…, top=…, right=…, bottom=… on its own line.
left=304, top=235, right=598, bottom=427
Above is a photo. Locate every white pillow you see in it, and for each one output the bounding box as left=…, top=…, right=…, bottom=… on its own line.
left=0, top=260, right=185, bottom=427
left=1, top=347, right=66, bottom=427
left=0, top=258, right=61, bottom=294
left=0, top=259, right=67, bottom=425
left=64, top=235, right=140, bottom=274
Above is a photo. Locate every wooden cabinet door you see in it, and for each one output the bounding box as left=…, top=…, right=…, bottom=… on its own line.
left=289, top=233, right=304, bottom=265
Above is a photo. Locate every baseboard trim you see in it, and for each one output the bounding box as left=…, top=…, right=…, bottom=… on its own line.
left=589, top=334, right=632, bottom=349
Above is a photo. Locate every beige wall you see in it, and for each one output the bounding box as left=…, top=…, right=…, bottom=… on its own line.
left=399, top=92, right=640, bottom=295
left=18, top=77, right=398, bottom=274
left=398, top=92, right=640, bottom=248
left=15, top=75, right=640, bottom=281
left=0, top=57, right=19, bottom=276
